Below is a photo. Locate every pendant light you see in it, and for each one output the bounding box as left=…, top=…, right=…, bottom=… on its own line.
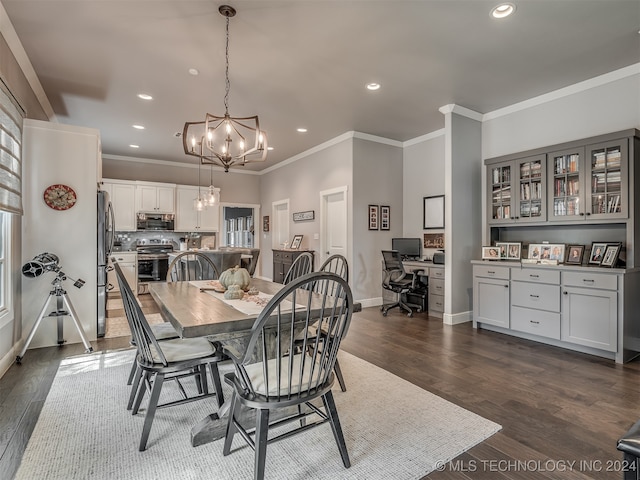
left=204, top=164, right=220, bottom=206
left=182, top=5, right=267, bottom=172
left=193, top=161, right=205, bottom=211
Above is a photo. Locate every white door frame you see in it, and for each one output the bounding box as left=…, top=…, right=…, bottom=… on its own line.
left=219, top=202, right=261, bottom=248
left=272, top=198, right=290, bottom=249
left=319, top=185, right=349, bottom=266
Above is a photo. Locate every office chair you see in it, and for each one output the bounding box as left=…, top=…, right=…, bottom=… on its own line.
left=381, top=250, right=427, bottom=317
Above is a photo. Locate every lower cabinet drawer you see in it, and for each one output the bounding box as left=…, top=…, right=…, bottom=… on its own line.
left=429, top=278, right=444, bottom=296
left=473, top=264, right=509, bottom=280
left=429, top=293, right=444, bottom=312
left=511, top=281, right=560, bottom=312
left=511, top=306, right=560, bottom=340
left=562, top=271, right=617, bottom=290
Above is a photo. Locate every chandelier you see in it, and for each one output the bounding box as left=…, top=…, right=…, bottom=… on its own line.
left=183, top=5, right=267, bottom=172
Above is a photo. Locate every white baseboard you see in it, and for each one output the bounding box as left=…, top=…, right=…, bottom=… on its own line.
left=443, top=311, right=472, bottom=325
left=0, top=341, right=21, bottom=379
left=357, top=297, right=383, bottom=309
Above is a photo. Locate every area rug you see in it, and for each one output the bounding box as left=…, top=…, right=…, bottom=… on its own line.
left=15, top=349, right=500, bottom=480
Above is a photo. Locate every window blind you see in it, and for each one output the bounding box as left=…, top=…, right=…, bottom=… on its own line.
left=0, top=78, right=24, bottom=215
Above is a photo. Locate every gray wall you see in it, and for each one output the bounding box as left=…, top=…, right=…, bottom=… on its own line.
left=259, top=138, right=353, bottom=281
left=403, top=132, right=445, bottom=256
left=352, top=137, right=403, bottom=303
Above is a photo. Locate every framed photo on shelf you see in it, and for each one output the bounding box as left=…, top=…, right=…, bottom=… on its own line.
left=380, top=205, right=390, bottom=231
left=368, top=205, right=379, bottom=230
left=481, top=246, right=501, bottom=260
left=423, top=195, right=444, bottom=229
left=589, top=242, right=608, bottom=265
left=601, top=243, right=621, bottom=267
left=566, top=245, right=584, bottom=265
left=496, top=242, right=522, bottom=260
left=528, top=244, right=542, bottom=260
left=290, top=234, right=303, bottom=250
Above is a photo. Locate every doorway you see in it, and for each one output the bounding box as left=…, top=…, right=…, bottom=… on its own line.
left=220, top=203, right=260, bottom=248
left=320, top=186, right=348, bottom=265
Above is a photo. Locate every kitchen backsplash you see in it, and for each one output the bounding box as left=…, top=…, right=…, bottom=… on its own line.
left=114, top=231, right=216, bottom=251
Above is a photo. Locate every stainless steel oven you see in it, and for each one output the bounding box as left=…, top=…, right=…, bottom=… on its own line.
left=136, top=243, right=173, bottom=294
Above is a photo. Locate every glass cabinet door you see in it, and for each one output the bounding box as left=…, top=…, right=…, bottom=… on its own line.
left=489, top=164, right=512, bottom=223
left=587, top=139, right=627, bottom=220
left=548, top=147, right=584, bottom=222
left=516, top=154, right=546, bottom=222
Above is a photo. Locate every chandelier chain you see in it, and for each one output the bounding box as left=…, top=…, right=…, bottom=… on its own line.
left=224, top=14, right=230, bottom=114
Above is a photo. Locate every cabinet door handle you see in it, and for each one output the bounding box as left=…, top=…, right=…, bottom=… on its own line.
left=504, top=285, right=509, bottom=288
left=580, top=212, right=585, bottom=216
left=585, top=212, right=591, bottom=216
left=563, top=291, right=568, bottom=295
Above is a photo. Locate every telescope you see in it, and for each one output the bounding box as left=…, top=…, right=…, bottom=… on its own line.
left=17, top=252, right=91, bottom=364
left=22, top=252, right=85, bottom=288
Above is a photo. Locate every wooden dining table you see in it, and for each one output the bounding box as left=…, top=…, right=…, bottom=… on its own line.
left=148, top=277, right=360, bottom=447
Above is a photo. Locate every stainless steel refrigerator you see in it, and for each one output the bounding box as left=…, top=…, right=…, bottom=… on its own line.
left=97, top=190, right=114, bottom=337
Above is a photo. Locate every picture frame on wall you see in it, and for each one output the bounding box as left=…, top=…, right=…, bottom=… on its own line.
left=380, top=205, right=390, bottom=231
left=601, top=243, right=621, bottom=267
left=566, top=245, right=584, bottom=265
left=423, top=195, right=444, bottom=229
left=368, top=205, right=379, bottom=230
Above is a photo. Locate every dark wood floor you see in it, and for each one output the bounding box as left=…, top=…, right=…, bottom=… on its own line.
left=2, top=300, right=639, bottom=479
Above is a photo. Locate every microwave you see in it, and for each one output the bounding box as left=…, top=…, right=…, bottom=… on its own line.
left=136, top=212, right=175, bottom=231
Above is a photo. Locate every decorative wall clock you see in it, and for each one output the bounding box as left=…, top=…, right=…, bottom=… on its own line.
left=43, top=184, right=77, bottom=210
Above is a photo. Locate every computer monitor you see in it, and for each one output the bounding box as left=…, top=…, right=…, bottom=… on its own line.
left=391, top=238, right=422, bottom=260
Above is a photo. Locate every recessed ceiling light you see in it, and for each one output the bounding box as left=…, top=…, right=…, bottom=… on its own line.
left=137, top=93, right=153, bottom=100
left=491, top=3, right=515, bottom=18
left=297, top=128, right=308, bottom=133
left=188, top=68, right=199, bottom=76
left=132, top=124, right=145, bottom=130
left=366, top=83, right=381, bottom=91
left=129, top=144, right=140, bottom=149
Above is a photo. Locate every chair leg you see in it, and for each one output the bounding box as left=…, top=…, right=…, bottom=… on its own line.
left=126, top=360, right=137, bottom=386
left=254, top=409, right=270, bottom=480
left=209, top=362, right=225, bottom=408
left=139, top=372, right=164, bottom=451
left=132, top=371, right=149, bottom=415
left=322, top=390, right=351, bottom=468
left=223, top=392, right=240, bottom=456
left=127, top=364, right=143, bottom=411
left=334, top=360, right=347, bottom=392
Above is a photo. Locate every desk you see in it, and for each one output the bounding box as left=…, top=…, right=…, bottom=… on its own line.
left=381, top=260, right=445, bottom=317
left=148, top=278, right=360, bottom=446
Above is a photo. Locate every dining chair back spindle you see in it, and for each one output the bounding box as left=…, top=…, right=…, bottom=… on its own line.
left=167, top=251, right=221, bottom=282
left=283, top=251, right=314, bottom=284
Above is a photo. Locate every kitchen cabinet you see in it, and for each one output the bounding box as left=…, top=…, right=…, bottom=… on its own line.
left=561, top=271, right=617, bottom=352
left=487, top=154, right=547, bottom=225
left=548, top=139, right=627, bottom=222
left=273, top=249, right=314, bottom=284
left=136, top=182, right=175, bottom=213
left=175, top=186, right=219, bottom=232
left=102, top=179, right=136, bottom=231
left=472, top=261, right=637, bottom=363
left=472, top=265, right=510, bottom=328
left=107, top=252, right=137, bottom=294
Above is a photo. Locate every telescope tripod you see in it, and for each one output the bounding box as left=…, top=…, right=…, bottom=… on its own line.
left=16, top=274, right=93, bottom=364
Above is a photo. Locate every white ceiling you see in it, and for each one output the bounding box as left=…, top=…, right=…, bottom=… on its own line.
left=3, top=0, right=640, bottom=172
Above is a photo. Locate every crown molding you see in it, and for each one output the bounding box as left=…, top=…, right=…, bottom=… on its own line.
left=403, top=129, right=445, bottom=147
left=484, top=63, right=640, bottom=121
left=101, top=153, right=260, bottom=175
left=438, top=104, right=483, bottom=121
